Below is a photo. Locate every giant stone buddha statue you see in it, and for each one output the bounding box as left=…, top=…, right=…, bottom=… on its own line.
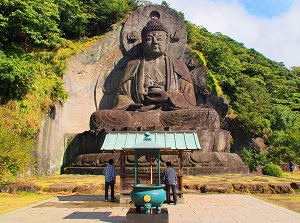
left=63, top=5, right=249, bottom=175
left=90, top=16, right=220, bottom=131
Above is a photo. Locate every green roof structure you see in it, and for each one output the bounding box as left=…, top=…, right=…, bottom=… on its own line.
left=100, top=131, right=201, bottom=152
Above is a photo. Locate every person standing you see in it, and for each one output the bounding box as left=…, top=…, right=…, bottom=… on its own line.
left=289, top=160, right=295, bottom=173
left=103, top=159, right=116, bottom=202
left=163, top=161, right=178, bottom=205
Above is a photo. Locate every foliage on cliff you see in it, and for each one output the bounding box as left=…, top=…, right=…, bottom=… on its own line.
left=186, top=22, right=300, bottom=166
left=0, top=0, right=299, bottom=181
left=0, top=0, right=135, bottom=181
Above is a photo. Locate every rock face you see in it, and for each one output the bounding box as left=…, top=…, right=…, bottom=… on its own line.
left=36, top=24, right=124, bottom=175
left=37, top=5, right=248, bottom=175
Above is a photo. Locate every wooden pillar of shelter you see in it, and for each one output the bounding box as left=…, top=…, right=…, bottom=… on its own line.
left=120, top=151, right=125, bottom=194
left=178, top=151, right=184, bottom=192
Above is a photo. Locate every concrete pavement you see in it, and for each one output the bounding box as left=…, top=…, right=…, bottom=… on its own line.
left=0, top=194, right=299, bottom=223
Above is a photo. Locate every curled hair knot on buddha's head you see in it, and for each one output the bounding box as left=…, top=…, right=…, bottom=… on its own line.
left=141, top=18, right=169, bottom=37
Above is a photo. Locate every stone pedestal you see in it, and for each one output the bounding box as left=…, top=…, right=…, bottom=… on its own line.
left=126, top=207, right=168, bottom=223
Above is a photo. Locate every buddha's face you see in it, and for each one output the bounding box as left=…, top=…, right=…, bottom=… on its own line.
left=142, top=30, right=168, bottom=57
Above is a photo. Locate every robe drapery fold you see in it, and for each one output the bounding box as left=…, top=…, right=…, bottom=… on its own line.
left=114, top=55, right=196, bottom=110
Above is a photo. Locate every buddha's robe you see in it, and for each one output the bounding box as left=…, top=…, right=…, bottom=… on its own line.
left=114, top=56, right=196, bottom=110
left=90, top=56, right=220, bottom=130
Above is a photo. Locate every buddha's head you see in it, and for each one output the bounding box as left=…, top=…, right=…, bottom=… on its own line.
left=141, top=19, right=169, bottom=57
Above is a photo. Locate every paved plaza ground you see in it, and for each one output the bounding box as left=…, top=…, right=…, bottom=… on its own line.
left=0, top=194, right=299, bottom=223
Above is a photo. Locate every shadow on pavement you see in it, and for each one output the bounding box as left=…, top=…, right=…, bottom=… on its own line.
left=64, top=211, right=126, bottom=222
left=58, top=195, right=105, bottom=201
left=34, top=195, right=134, bottom=208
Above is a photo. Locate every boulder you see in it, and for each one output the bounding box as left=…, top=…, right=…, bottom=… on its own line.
left=0, top=183, right=41, bottom=194
left=290, top=182, right=300, bottom=190
left=268, top=183, right=292, bottom=194
left=200, top=183, right=232, bottom=193
left=183, top=183, right=202, bottom=190
left=72, top=184, right=102, bottom=194
left=232, top=183, right=270, bottom=193
left=44, top=183, right=77, bottom=193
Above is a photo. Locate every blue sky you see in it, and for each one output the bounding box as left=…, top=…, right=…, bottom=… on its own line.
left=149, top=0, right=300, bottom=68
left=238, top=0, right=293, bottom=18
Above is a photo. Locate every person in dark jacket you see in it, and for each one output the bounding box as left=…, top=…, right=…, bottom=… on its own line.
left=163, top=161, right=178, bottom=205
left=289, top=160, right=295, bottom=173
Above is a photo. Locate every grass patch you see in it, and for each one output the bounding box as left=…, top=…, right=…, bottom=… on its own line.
left=183, top=172, right=300, bottom=184
left=0, top=192, right=54, bottom=215
left=252, top=194, right=300, bottom=213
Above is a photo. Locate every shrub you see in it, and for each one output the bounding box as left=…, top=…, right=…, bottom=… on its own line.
left=242, top=148, right=267, bottom=172
left=262, top=164, right=283, bottom=177
left=0, top=109, right=36, bottom=183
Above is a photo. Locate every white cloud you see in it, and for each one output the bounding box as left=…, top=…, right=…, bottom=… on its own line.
left=149, top=0, right=300, bottom=68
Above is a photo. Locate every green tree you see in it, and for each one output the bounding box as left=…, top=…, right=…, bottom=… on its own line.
left=162, top=1, right=170, bottom=7
left=56, top=0, right=91, bottom=39
left=0, top=54, right=35, bottom=103
left=233, top=75, right=272, bottom=137
left=242, top=148, right=267, bottom=172
left=0, top=0, right=62, bottom=49
left=185, top=21, right=300, bottom=166
left=56, top=0, right=133, bottom=39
